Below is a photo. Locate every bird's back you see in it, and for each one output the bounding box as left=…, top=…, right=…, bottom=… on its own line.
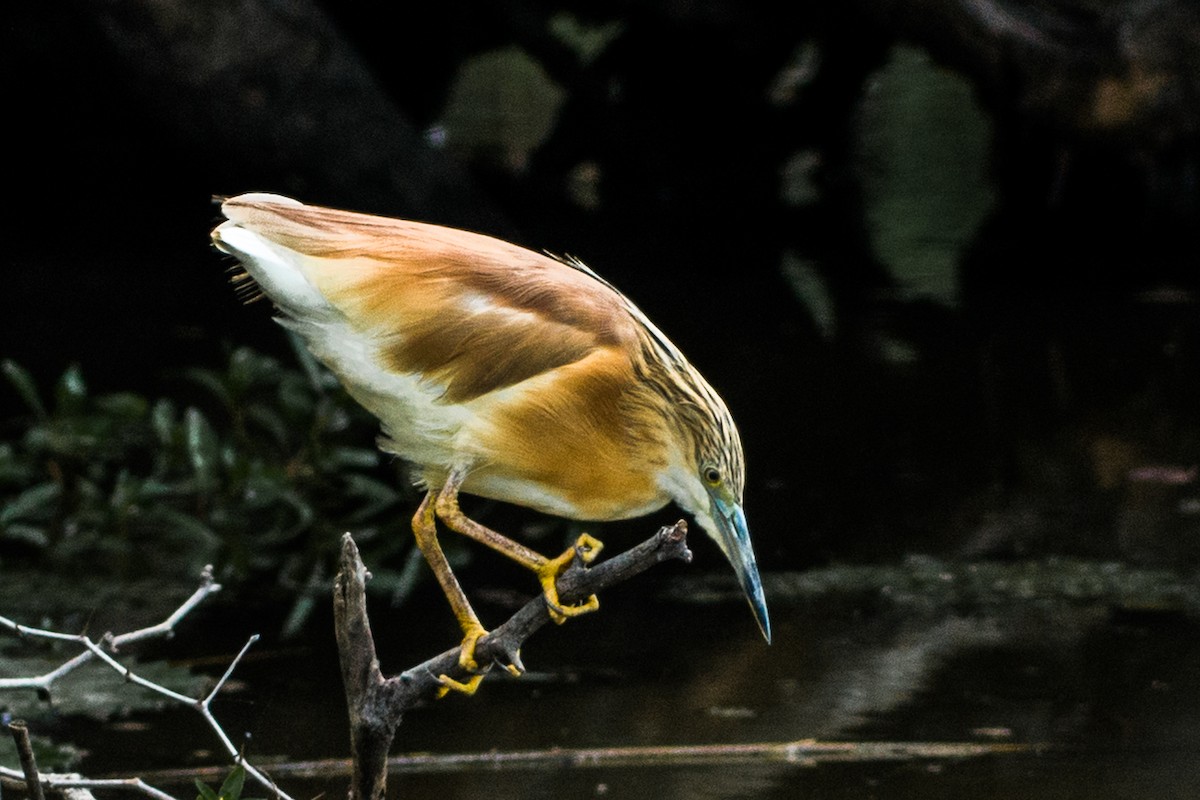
left=212, top=194, right=677, bottom=519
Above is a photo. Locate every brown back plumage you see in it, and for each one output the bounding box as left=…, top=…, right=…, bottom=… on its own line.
left=220, top=195, right=643, bottom=404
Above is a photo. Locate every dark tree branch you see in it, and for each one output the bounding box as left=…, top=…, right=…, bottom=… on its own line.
left=333, top=536, right=395, bottom=800
left=8, top=720, right=45, bottom=800
left=334, top=521, right=693, bottom=800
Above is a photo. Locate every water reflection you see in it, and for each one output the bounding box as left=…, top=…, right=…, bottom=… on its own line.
left=373, top=581, right=1200, bottom=799
left=39, top=565, right=1200, bottom=800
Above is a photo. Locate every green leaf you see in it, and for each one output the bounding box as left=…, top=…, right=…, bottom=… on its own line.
left=185, top=408, right=221, bottom=491
left=1, top=523, right=50, bottom=548
left=229, top=347, right=281, bottom=391
left=94, top=392, right=149, bottom=419
left=384, top=548, right=430, bottom=607
left=0, top=481, right=62, bottom=524
left=151, top=398, right=177, bottom=445
left=181, top=367, right=234, bottom=412
left=341, top=473, right=403, bottom=523
left=218, top=764, right=246, bottom=800
left=246, top=484, right=315, bottom=543
left=275, top=372, right=316, bottom=418
left=287, top=329, right=337, bottom=390
left=54, top=364, right=88, bottom=415
left=0, top=442, right=36, bottom=484
left=1, top=359, right=47, bottom=419
left=109, top=468, right=138, bottom=509
left=329, top=447, right=382, bottom=470
left=280, top=591, right=318, bottom=640
left=151, top=507, right=221, bottom=549
left=196, top=779, right=220, bottom=800
left=243, top=404, right=291, bottom=450
left=134, top=478, right=183, bottom=501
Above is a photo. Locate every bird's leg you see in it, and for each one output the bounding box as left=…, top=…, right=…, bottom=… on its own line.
left=411, top=490, right=487, bottom=697
left=434, top=470, right=603, bottom=625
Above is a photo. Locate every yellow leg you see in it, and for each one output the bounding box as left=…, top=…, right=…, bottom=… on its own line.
left=410, top=491, right=490, bottom=696
left=434, top=470, right=603, bottom=624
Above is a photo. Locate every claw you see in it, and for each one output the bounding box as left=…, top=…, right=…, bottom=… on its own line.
left=574, top=533, right=604, bottom=564
left=538, top=533, right=604, bottom=623
left=436, top=672, right=485, bottom=698
left=457, top=623, right=489, bottom=673
left=436, top=624, right=492, bottom=698
left=503, top=647, right=526, bottom=676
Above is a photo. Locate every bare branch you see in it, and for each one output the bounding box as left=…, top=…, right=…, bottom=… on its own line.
left=111, top=566, right=221, bottom=650
left=1, top=767, right=177, bottom=800
left=205, top=633, right=260, bottom=705
left=334, top=534, right=392, bottom=800
left=0, top=569, right=222, bottom=692
left=8, top=720, right=46, bottom=800
left=335, top=520, right=693, bottom=799
left=392, top=520, right=692, bottom=702
left=0, top=568, right=289, bottom=800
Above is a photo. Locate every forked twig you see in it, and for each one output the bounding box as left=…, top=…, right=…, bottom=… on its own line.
left=0, top=567, right=221, bottom=693
left=0, top=567, right=289, bottom=800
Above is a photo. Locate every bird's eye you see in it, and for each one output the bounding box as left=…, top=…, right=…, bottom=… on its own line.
left=703, top=466, right=721, bottom=485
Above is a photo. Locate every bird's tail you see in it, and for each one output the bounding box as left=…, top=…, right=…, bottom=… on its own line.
left=211, top=193, right=336, bottom=317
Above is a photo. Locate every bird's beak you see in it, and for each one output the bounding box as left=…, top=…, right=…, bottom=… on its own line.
left=710, top=496, right=771, bottom=644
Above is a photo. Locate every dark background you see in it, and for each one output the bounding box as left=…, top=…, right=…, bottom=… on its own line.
left=5, top=0, right=1200, bottom=575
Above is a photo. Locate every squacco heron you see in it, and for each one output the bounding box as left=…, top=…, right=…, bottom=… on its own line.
left=211, top=193, right=770, bottom=693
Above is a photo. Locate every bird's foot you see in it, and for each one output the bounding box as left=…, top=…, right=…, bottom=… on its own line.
left=436, top=672, right=485, bottom=698
left=538, top=534, right=604, bottom=624
left=436, top=623, right=527, bottom=697
left=436, top=623, right=492, bottom=698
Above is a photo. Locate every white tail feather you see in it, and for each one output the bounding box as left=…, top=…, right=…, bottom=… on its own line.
left=212, top=222, right=333, bottom=318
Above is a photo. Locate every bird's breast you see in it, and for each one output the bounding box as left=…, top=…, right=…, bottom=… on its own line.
left=296, top=315, right=674, bottom=524
left=447, top=350, right=678, bottom=521
left=458, top=469, right=671, bottom=522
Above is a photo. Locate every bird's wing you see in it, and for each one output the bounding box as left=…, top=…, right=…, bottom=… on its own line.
left=216, top=194, right=643, bottom=403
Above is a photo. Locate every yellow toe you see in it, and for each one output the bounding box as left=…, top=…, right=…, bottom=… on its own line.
left=574, top=533, right=604, bottom=563
left=537, top=533, right=604, bottom=622
left=457, top=623, right=489, bottom=673
left=436, top=672, right=485, bottom=698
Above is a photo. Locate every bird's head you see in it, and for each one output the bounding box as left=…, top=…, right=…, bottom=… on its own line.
left=666, top=402, right=771, bottom=645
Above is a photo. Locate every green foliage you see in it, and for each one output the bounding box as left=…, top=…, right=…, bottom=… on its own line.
left=0, top=718, right=84, bottom=772
left=196, top=764, right=262, bottom=800
left=0, top=345, right=426, bottom=631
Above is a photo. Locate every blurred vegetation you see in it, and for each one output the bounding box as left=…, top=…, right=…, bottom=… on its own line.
left=0, top=714, right=83, bottom=772
left=0, top=342, right=436, bottom=634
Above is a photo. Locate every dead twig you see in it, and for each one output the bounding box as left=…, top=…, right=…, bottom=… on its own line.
left=0, top=567, right=288, bottom=800
left=334, top=520, right=693, bottom=800
left=0, top=768, right=174, bottom=800
left=8, top=719, right=46, bottom=800
left=0, top=566, right=222, bottom=693
left=129, top=737, right=1039, bottom=783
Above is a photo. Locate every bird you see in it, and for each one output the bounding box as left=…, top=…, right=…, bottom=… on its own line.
left=211, top=193, right=770, bottom=694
